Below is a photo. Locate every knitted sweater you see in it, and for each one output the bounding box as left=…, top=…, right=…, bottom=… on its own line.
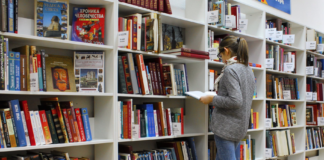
left=210, top=63, right=255, bottom=142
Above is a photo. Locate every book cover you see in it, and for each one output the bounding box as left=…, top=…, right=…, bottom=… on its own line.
left=74, top=52, right=104, bottom=93
left=8, top=100, right=27, bottom=147
left=7, top=0, right=13, bottom=33
left=62, top=108, right=73, bottom=142
left=3, top=109, right=17, bottom=147
left=67, top=108, right=79, bottom=142
left=0, top=110, right=11, bottom=147
left=19, top=111, right=30, bottom=146
left=8, top=52, right=15, bottom=91
left=39, top=110, right=52, bottom=144
left=81, top=108, right=92, bottom=141
left=34, top=111, right=46, bottom=145
left=72, top=7, right=105, bottom=44
left=162, top=23, right=185, bottom=51
left=30, top=111, right=41, bottom=146
left=75, top=108, right=86, bottom=141
left=14, top=52, right=20, bottom=91
left=35, top=0, right=69, bottom=40
left=45, top=110, right=59, bottom=144
left=45, top=55, right=76, bottom=92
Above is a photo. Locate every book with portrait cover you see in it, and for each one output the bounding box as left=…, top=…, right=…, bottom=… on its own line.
left=72, top=7, right=105, bottom=45
left=45, top=55, right=76, bottom=92
left=74, top=52, right=104, bottom=93
left=34, top=0, right=69, bottom=40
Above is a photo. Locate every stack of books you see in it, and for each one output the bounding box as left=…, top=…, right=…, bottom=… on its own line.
left=266, top=130, right=296, bottom=157
left=266, top=74, right=300, bottom=100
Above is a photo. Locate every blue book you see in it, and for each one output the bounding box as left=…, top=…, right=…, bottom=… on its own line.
left=208, top=149, right=210, bottom=160
left=9, top=99, right=27, bottom=147
left=294, top=78, right=300, bottom=100
left=186, top=137, right=198, bottom=160
left=8, top=51, right=15, bottom=91
left=120, top=101, right=123, bottom=139
left=81, top=108, right=92, bottom=141
left=7, top=0, right=14, bottom=33
left=159, top=151, right=165, bottom=160
left=14, top=52, right=20, bottom=91
left=319, top=36, right=323, bottom=54
left=137, top=104, right=155, bottom=137
left=269, top=133, right=274, bottom=157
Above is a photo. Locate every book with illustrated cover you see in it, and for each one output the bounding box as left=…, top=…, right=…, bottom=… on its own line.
left=72, top=7, right=106, bottom=44
left=74, top=52, right=104, bottom=93
left=45, top=55, right=76, bottom=92
left=34, top=0, right=69, bottom=40
left=162, top=24, right=185, bottom=51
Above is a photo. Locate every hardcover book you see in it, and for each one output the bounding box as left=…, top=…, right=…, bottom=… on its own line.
left=81, top=108, right=92, bottom=141
left=74, top=52, right=104, bottom=93
left=72, top=7, right=105, bottom=44
left=34, top=0, right=69, bottom=40
left=8, top=100, right=27, bottom=147
left=162, top=24, right=185, bottom=51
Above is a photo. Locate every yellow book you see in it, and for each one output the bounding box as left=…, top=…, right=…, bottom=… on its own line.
left=256, top=112, right=259, bottom=129
left=2, top=109, right=17, bottom=147
left=246, top=144, right=249, bottom=160
left=251, top=109, right=253, bottom=128
left=283, top=109, right=288, bottom=127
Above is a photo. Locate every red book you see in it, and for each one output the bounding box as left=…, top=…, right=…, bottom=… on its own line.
left=231, top=6, right=239, bottom=31
left=240, top=145, right=243, bottom=160
left=253, top=112, right=256, bottom=129
left=148, top=63, right=156, bottom=95
left=132, top=0, right=137, bottom=5
left=317, top=83, right=320, bottom=101
left=149, top=0, right=153, bottom=9
left=75, top=108, right=86, bottom=141
left=165, top=109, right=171, bottom=136
left=144, top=0, right=149, bottom=8
left=38, top=110, right=52, bottom=144
left=129, top=16, right=137, bottom=50
left=153, top=0, right=157, bottom=10
left=119, top=0, right=126, bottom=2
left=19, top=100, right=36, bottom=146
left=122, top=56, right=133, bottom=94
left=152, top=63, right=160, bottom=95
left=155, top=107, right=162, bottom=136
left=126, top=0, right=131, bottom=3
left=125, top=100, right=132, bottom=139
left=140, top=0, right=145, bottom=7
left=62, top=109, right=73, bottom=142
left=180, top=108, right=184, bottom=134
left=164, top=0, right=172, bottom=14
left=122, top=105, right=128, bottom=139
left=179, top=48, right=209, bottom=56
left=118, top=17, right=124, bottom=32
left=146, top=58, right=165, bottom=95
left=0, top=157, right=7, bottom=160
left=179, top=52, right=210, bottom=59
left=67, top=108, right=79, bottom=142
left=136, top=0, right=140, bottom=6
left=158, top=0, right=164, bottom=12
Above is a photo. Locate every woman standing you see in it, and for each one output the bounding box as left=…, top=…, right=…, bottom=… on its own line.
left=200, top=36, right=255, bottom=160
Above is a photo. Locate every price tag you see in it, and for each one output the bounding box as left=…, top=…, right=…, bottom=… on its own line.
left=283, top=90, right=291, bottom=100
left=208, top=48, right=218, bottom=60
left=306, top=41, right=317, bottom=50
left=306, top=92, right=313, bottom=101
left=207, top=10, right=219, bottom=23
left=318, top=117, right=324, bottom=126
left=306, top=66, right=314, bottom=75
left=284, top=63, right=294, bottom=72
left=239, top=19, right=248, bottom=31
left=317, top=44, right=324, bottom=52
left=265, top=58, right=274, bottom=69
left=273, top=31, right=283, bottom=41
left=315, top=67, right=319, bottom=77
left=131, top=124, right=139, bottom=139
left=172, top=123, right=181, bottom=136
left=282, top=34, right=295, bottom=44
left=265, top=148, right=273, bottom=158
left=225, top=15, right=233, bottom=28
left=265, top=118, right=272, bottom=129
left=30, top=73, right=39, bottom=92
left=266, top=28, right=276, bottom=39
left=313, top=92, right=317, bottom=101
left=118, top=31, right=129, bottom=47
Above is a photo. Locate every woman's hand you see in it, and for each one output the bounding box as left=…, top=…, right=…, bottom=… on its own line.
left=199, top=95, right=214, bottom=104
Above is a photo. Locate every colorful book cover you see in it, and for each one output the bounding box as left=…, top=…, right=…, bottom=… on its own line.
left=20, top=111, right=30, bottom=146
left=74, top=52, right=104, bottom=93
left=81, top=108, right=92, bottom=141
left=37, top=54, right=44, bottom=91
left=62, top=108, right=73, bottom=142
left=72, top=7, right=105, bottom=44
left=9, top=100, right=27, bottom=147
left=35, top=0, right=69, bottom=40
left=39, top=110, right=52, bottom=144
left=8, top=52, right=15, bottom=91
left=7, top=0, right=14, bottom=33
left=14, top=52, right=20, bottom=91
left=34, top=111, right=46, bottom=145
left=0, top=110, right=10, bottom=148
left=4, top=109, right=17, bottom=147
left=75, top=108, right=86, bottom=141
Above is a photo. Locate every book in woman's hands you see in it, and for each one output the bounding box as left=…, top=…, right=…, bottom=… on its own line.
left=185, top=91, right=217, bottom=100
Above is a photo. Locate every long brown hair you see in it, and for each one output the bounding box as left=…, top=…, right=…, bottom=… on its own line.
left=219, top=36, right=249, bottom=66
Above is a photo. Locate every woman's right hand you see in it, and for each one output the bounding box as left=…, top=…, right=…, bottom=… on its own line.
left=199, top=95, right=214, bottom=104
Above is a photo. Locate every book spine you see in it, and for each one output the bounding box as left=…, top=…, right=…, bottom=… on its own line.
left=5, top=110, right=17, bottom=147
left=0, top=112, right=6, bottom=148
left=55, top=105, right=69, bottom=143
left=0, top=111, right=11, bottom=147
left=164, top=0, right=172, bottom=14
left=136, top=54, right=149, bottom=95
left=153, top=110, right=158, bottom=137
left=39, top=110, right=52, bottom=145
left=158, top=0, right=164, bottom=12
left=71, top=107, right=81, bottom=142
left=67, top=108, right=78, bottom=142
left=45, top=110, right=59, bottom=144
left=118, top=56, right=128, bottom=94
left=41, top=50, right=46, bottom=92
left=81, top=108, right=92, bottom=141
left=153, top=0, right=157, bottom=10
left=0, top=36, right=3, bottom=90
left=36, top=54, right=43, bottom=91
left=165, top=109, right=171, bottom=136
left=127, top=102, right=132, bottom=139
left=1, top=0, right=7, bottom=32
left=19, top=55, right=26, bottom=91
left=145, top=110, right=148, bottom=137
left=34, top=111, right=46, bottom=145
left=49, top=107, right=64, bottom=143
left=4, top=39, right=8, bottom=90
left=9, top=100, right=27, bottom=147
left=14, top=52, right=20, bottom=91
left=13, top=0, right=17, bottom=33
left=123, top=105, right=128, bottom=139
left=131, top=17, right=137, bottom=50
left=7, top=0, right=13, bottom=33
left=140, top=0, right=144, bottom=7
left=62, top=109, right=73, bottom=143
left=75, top=108, right=86, bottom=141
left=8, top=52, right=15, bottom=90
left=132, top=0, right=137, bottom=5
left=122, top=56, right=133, bottom=94
left=126, top=0, right=131, bottom=3
left=148, top=63, right=156, bottom=95
left=149, top=0, right=153, bottom=9
left=20, top=101, right=35, bottom=146
left=144, top=0, right=149, bottom=8
left=136, top=0, right=140, bottom=6
left=127, top=53, right=139, bottom=94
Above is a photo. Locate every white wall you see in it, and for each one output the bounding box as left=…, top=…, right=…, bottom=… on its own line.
left=234, top=0, right=324, bottom=33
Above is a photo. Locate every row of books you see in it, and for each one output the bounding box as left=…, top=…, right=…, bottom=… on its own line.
left=0, top=98, right=92, bottom=149
left=266, top=19, right=291, bottom=46
left=306, top=54, right=324, bottom=77
left=266, top=130, right=296, bottom=157
left=118, top=53, right=189, bottom=96
left=307, top=29, right=323, bottom=53
left=0, top=150, right=89, bottom=160
left=265, top=44, right=297, bottom=73
left=266, top=74, right=300, bottom=100
left=118, top=138, right=197, bottom=160
left=306, top=104, right=324, bottom=126
left=249, top=109, right=259, bottom=130
left=118, top=0, right=172, bottom=14
left=207, top=30, right=220, bottom=62
left=306, top=127, right=324, bottom=150
left=118, top=100, right=183, bottom=139
left=266, top=102, right=297, bottom=128
left=306, top=78, right=324, bottom=101
left=0, top=39, right=105, bottom=93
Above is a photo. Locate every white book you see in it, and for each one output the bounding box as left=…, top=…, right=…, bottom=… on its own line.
left=20, top=111, right=30, bottom=146
left=29, top=73, right=39, bottom=92
left=163, top=64, right=177, bottom=96
left=286, top=130, right=293, bottom=155
left=153, top=110, right=159, bottom=137
left=181, top=141, right=189, bottom=160
left=274, top=80, right=277, bottom=99
left=29, top=111, right=41, bottom=146
left=281, top=130, right=289, bottom=156
left=185, top=91, right=217, bottom=100
left=208, top=69, right=215, bottom=91
left=34, top=111, right=46, bottom=145
left=167, top=108, right=173, bottom=136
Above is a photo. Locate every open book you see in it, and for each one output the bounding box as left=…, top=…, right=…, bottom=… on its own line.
left=185, top=91, right=217, bottom=100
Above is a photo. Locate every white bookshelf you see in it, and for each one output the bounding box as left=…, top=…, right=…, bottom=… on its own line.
left=0, top=0, right=321, bottom=159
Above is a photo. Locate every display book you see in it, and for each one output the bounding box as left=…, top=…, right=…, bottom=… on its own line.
left=265, top=18, right=291, bottom=46
left=118, top=99, right=184, bottom=139
left=265, top=101, right=298, bottom=128
left=306, top=77, right=324, bottom=101
left=1, top=150, right=90, bottom=160
left=0, top=0, right=18, bottom=33
left=118, top=138, right=198, bottom=160
left=306, top=54, right=324, bottom=77
left=306, top=28, right=323, bottom=54
left=266, top=74, right=300, bottom=100
left=306, top=103, right=324, bottom=126
left=0, top=98, right=92, bottom=149
left=118, top=53, right=189, bottom=96
left=118, top=0, right=172, bottom=14
left=265, top=44, right=297, bottom=73
left=266, top=129, right=296, bottom=157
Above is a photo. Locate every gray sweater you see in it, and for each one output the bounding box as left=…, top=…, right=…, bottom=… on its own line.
left=210, top=63, right=255, bottom=142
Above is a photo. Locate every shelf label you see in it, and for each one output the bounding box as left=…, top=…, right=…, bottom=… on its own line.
left=265, top=58, right=274, bottom=69
left=273, top=31, right=283, bottom=41
left=131, top=124, right=140, bottom=139
left=265, top=118, right=272, bottom=129
left=265, top=148, right=273, bottom=158
left=306, top=66, right=314, bottom=75
left=317, top=44, right=324, bottom=52
left=284, top=63, right=294, bottom=72
left=239, top=19, right=248, bottom=31
left=225, top=15, right=235, bottom=28
left=282, top=34, right=295, bottom=44
left=208, top=48, right=218, bottom=60
left=322, top=70, right=324, bottom=78
left=283, top=90, right=291, bottom=100
left=30, top=73, right=39, bottom=92
left=118, top=31, right=129, bottom=47
left=306, top=92, right=313, bottom=101
left=172, top=123, right=181, bottom=136
left=313, top=92, right=317, bottom=101
left=266, top=28, right=276, bottom=39
left=207, top=10, right=219, bottom=23
left=306, top=41, right=317, bottom=50
left=315, top=67, right=319, bottom=77
left=318, top=117, right=324, bottom=126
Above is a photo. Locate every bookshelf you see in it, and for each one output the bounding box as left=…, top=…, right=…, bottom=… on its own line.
left=0, top=0, right=321, bottom=159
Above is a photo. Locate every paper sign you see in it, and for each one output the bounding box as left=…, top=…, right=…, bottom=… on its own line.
left=239, top=19, right=248, bottom=30
left=225, top=15, right=234, bottom=28
left=313, top=92, right=317, bottom=101
left=317, top=44, right=324, bottom=52
left=284, top=63, right=294, bottom=72
left=208, top=11, right=219, bottom=23
left=322, top=70, right=324, bottom=78
left=282, top=34, right=295, bottom=44
left=315, top=67, right=319, bottom=77
left=265, top=118, right=272, bottom=129
left=172, top=123, right=181, bottom=136
left=265, top=58, right=274, bottom=69
left=318, top=117, right=324, bottom=126
left=306, top=66, right=314, bottom=75
left=273, top=31, right=283, bottom=41
left=231, top=16, right=236, bottom=28
left=283, top=90, right=291, bottom=100
left=266, top=28, right=276, bottom=39
left=306, top=92, right=313, bottom=101
left=306, top=41, right=316, bottom=50
left=208, top=48, right=218, bottom=60
left=132, top=124, right=139, bottom=139
left=118, top=31, right=129, bottom=47
left=30, top=73, right=39, bottom=92
left=265, top=148, right=273, bottom=158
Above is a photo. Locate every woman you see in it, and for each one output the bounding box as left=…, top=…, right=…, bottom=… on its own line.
left=200, top=36, right=255, bottom=160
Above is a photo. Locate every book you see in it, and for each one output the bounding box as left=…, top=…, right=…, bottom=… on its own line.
left=81, top=108, right=92, bottom=141
left=14, top=52, right=20, bottom=91
left=8, top=100, right=27, bottom=147
left=161, top=48, right=209, bottom=55
left=72, top=7, right=105, bottom=44
left=36, top=53, right=44, bottom=91
left=0, top=111, right=6, bottom=148
left=118, top=56, right=128, bottom=94
left=62, top=108, right=73, bottom=142
left=45, top=110, right=59, bottom=144
left=0, top=110, right=11, bottom=147
left=12, top=46, right=30, bottom=91
left=7, top=0, right=13, bottom=33
left=161, top=24, right=185, bottom=51
left=35, top=0, right=69, bottom=40
left=29, top=111, right=41, bottom=146
left=162, top=64, right=177, bottom=95
left=0, top=36, right=4, bottom=90
left=60, top=101, right=80, bottom=142
left=75, top=108, right=86, bottom=141
left=34, top=111, right=46, bottom=145
left=1, top=109, right=17, bottom=147
left=0, top=0, right=7, bottom=32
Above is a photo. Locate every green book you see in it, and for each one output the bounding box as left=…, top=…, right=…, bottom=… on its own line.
left=45, top=110, right=59, bottom=144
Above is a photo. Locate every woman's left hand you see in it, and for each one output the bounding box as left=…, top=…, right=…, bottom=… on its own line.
left=199, top=95, right=214, bottom=104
